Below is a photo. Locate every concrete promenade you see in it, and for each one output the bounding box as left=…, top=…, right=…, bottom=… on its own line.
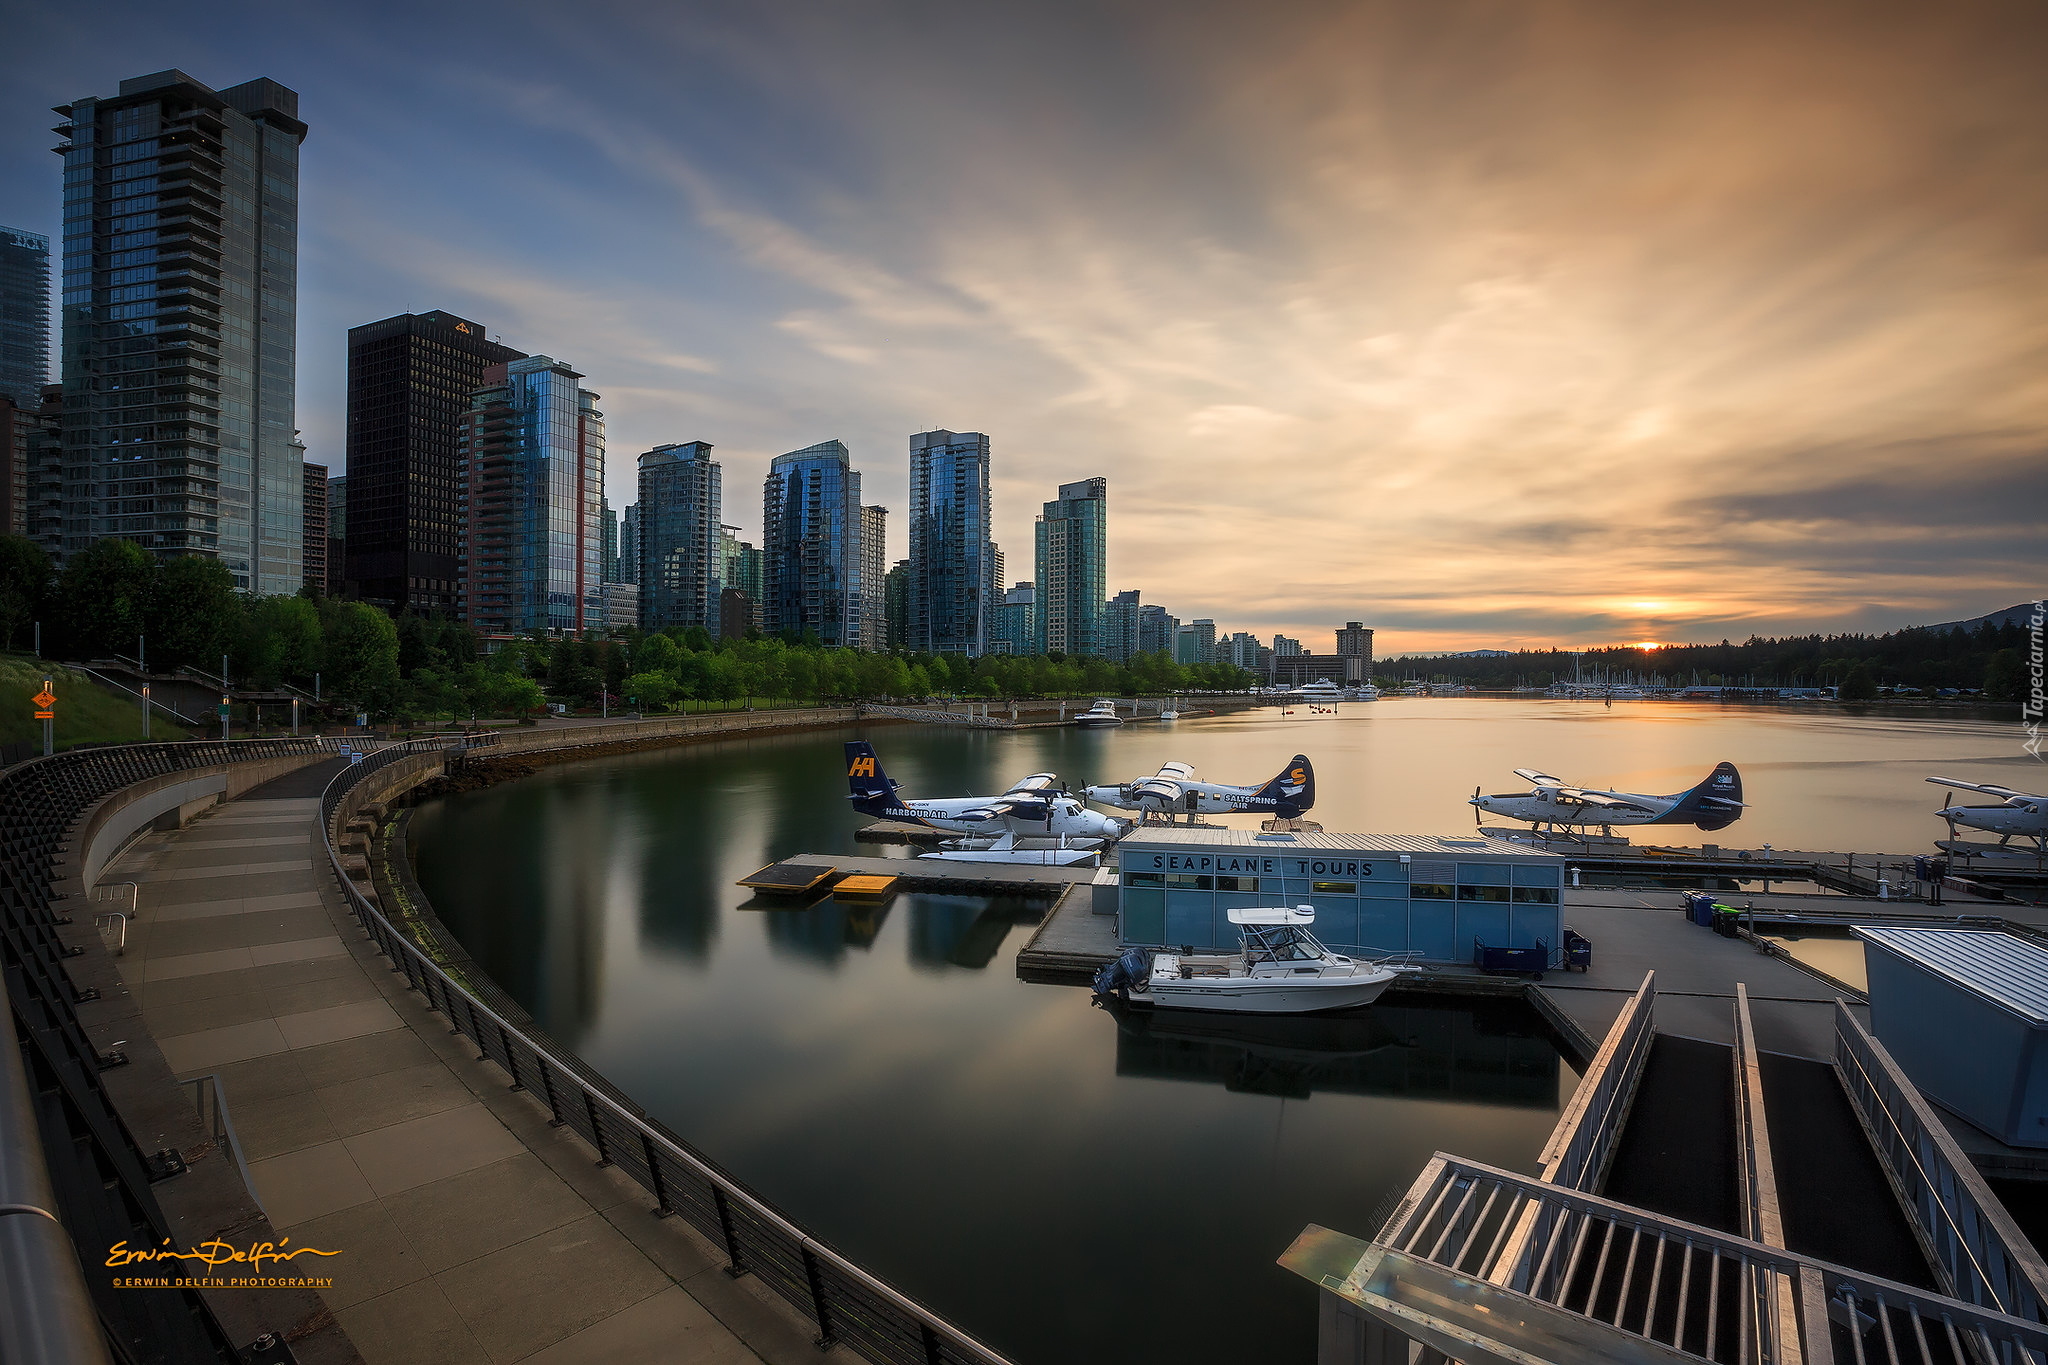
left=106, top=761, right=843, bottom=1365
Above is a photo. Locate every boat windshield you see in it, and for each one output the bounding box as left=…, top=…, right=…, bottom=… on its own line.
left=1241, top=924, right=1329, bottom=964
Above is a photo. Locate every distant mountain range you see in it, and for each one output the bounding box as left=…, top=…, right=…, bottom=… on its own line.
left=1918, top=602, right=2039, bottom=633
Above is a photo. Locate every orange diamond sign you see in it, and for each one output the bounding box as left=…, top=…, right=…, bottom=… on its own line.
left=33, top=688, right=56, bottom=710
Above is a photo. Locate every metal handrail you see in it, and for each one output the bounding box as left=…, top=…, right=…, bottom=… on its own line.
left=320, top=744, right=1014, bottom=1365
left=91, top=913, right=126, bottom=956
left=1833, top=1001, right=2048, bottom=1323
left=1382, top=1152, right=2048, bottom=1365
left=0, top=961, right=115, bottom=1365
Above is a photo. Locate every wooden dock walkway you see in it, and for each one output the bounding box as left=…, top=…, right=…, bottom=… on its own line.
left=776, top=851, right=1102, bottom=896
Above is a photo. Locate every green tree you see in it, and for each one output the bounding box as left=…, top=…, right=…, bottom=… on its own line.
left=1839, top=662, right=1878, bottom=702
left=54, top=539, right=156, bottom=660
left=324, top=602, right=401, bottom=711
left=1983, top=649, right=2022, bottom=704
left=0, top=535, right=52, bottom=652
left=623, top=670, right=678, bottom=710
left=150, top=555, right=243, bottom=672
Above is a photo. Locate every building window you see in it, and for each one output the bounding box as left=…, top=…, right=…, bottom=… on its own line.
left=1511, top=887, right=1559, bottom=904
left=1215, top=876, right=1260, bottom=892
left=1411, top=882, right=1454, bottom=900
left=1458, top=885, right=1510, bottom=903
left=1310, top=880, right=1356, bottom=895
left=1165, top=874, right=1213, bottom=890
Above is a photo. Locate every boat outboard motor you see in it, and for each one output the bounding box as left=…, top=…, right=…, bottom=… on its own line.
left=1091, top=947, right=1153, bottom=1003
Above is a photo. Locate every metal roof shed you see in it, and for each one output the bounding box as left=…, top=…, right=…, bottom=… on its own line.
left=1855, top=926, right=2048, bottom=1148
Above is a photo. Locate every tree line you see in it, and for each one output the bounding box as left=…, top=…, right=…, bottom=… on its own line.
left=1377, top=615, right=2033, bottom=701
left=0, top=536, right=1255, bottom=723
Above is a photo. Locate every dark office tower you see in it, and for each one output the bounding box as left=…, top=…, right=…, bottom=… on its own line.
left=345, top=311, right=523, bottom=613
left=1138, top=603, right=1178, bottom=656
left=860, top=504, right=888, bottom=651
left=1035, top=476, right=1106, bottom=656
left=1335, top=621, right=1374, bottom=682
left=0, top=396, right=33, bottom=536
left=1104, top=588, right=1140, bottom=663
left=637, top=442, right=721, bottom=635
left=0, top=227, right=52, bottom=409
left=907, top=429, right=992, bottom=656
left=762, top=439, right=861, bottom=646
left=25, top=384, right=63, bottom=554
left=456, top=356, right=605, bottom=636
left=618, top=503, right=639, bottom=586
left=884, top=560, right=909, bottom=650
left=301, top=460, right=327, bottom=593
left=54, top=72, right=306, bottom=590
left=600, top=499, right=618, bottom=583
left=325, top=473, right=346, bottom=596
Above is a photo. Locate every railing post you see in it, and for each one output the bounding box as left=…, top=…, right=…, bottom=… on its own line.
left=499, top=1025, right=523, bottom=1092
left=641, top=1132, right=672, bottom=1217
left=713, top=1187, right=747, bottom=1276
left=584, top=1092, right=612, bottom=1167
left=802, top=1245, right=837, bottom=1349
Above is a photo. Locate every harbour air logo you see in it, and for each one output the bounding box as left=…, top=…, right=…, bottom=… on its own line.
left=849, top=755, right=877, bottom=778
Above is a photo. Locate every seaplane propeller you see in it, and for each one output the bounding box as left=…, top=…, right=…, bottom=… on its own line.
left=1474, top=786, right=1484, bottom=828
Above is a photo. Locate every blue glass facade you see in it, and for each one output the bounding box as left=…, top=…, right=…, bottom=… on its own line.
left=56, top=71, right=305, bottom=592
left=1116, top=833, right=1564, bottom=964
left=638, top=441, right=721, bottom=635
left=1034, top=476, right=1106, bottom=656
left=762, top=439, right=862, bottom=646
left=908, top=428, right=993, bottom=655
left=0, top=227, right=51, bottom=409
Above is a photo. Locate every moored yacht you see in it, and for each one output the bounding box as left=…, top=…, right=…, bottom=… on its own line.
left=1074, top=699, right=1124, bottom=728
left=1092, top=907, right=1409, bottom=1014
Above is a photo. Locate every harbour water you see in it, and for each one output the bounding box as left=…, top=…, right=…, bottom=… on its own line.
left=408, top=701, right=2021, bottom=1363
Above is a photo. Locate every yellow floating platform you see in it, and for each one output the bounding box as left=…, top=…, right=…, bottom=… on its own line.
left=833, top=873, right=900, bottom=900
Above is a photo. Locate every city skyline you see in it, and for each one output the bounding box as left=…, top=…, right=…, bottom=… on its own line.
left=3, top=3, right=2043, bottom=652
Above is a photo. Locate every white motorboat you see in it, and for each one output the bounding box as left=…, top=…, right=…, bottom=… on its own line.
left=1093, top=907, right=1408, bottom=1014
left=1074, top=699, right=1124, bottom=728
left=1294, top=680, right=1343, bottom=702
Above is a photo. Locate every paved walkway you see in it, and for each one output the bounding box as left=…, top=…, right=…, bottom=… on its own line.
left=108, top=767, right=840, bottom=1365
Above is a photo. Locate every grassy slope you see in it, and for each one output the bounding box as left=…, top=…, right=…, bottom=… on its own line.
left=0, top=654, right=192, bottom=749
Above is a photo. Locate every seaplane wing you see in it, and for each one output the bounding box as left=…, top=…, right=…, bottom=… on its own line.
left=1555, top=789, right=1656, bottom=813
left=1514, top=769, right=1565, bottom=788
left=1004, top=772, right=1060, bottom=796
left=1155, top=762, right=1196, bottom=781
left=1927, top=778, right=2037, bottom=802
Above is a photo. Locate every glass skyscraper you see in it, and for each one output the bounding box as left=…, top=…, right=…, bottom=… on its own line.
left=55, top=71, right=306, bottom=591
left=860, top=504, right=888, bottom=651
left=457, top=356, right=605, bottom=635
left=762, top=439, right=862, bottom=646
left=908, top=429, right=993, bottom=656
left=992, top=581, right=1035, bottom=655
left=0, top=227, right=51, bottom=409
left=637, top=441, right=721, bottom=635
left=1034, top=476, right=1106, bottom=656
left=1104, top=588, right=1140, bottom=662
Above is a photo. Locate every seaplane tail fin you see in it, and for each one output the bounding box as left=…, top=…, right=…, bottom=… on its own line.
left=844, top=741, right=898, bottom=814
left=1667, top=761, right=1745, bottom=831
left=1257, top=755, right=1316, bottom=819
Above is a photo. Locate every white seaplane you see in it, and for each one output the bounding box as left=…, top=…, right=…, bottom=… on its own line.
left=1083, top=755, right=1315, bottom=821
left=1470, top=763, right=1746, bottom=836
left=844, top=742, right=1125, bottom=863
left=1927, top=778, right=2047, bottom=855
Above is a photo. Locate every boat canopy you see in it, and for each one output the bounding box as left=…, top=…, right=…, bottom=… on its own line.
left=1227, top=905, right=1316, bottom=926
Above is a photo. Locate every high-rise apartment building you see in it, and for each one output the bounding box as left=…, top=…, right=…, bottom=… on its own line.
left=325, top=473, right=346, bottom=596
left=1138, top=604, right=1179, bottom=656
left=1175, top=618, right=1217, bottom=665
left=1224, top=630, right=1261, bottom=670
left=907, top=429, right=993, bottom=656
left=1034, top=476, right=1106, bottom=656
left=1336, top=621, right=1374, bottom=672
left=992, top=582, right=1035, bottom=655
left=600, top=499, right=618, bottom=583
left=619, top=503, right=639, bottom=586
left=1273, top=635, right=1302, bottom=656
left=860, top=504, right=888, bottom=651
left=762, top=439, right=862, bottom=646
left=346, top=310, right=524, bottom=613
left=456, top=356, right=605, bottom=636
left=720, top=525, right=763, bottom=632
left=1104, top=589, right=1140, bottom=662
left=301, top=460, right=326, bottom=593
left=0, top=227, right=52, bottom=409
left=637, top=441, right=721, bottom=635
left=55, top=71, right=306, bottom=591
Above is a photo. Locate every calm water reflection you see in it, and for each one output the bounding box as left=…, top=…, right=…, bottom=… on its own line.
left=409, top=702, right=2010, bottom=1363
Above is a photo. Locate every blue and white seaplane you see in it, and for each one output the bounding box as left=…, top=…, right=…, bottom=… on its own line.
left=1082, top=755, right=1316, bottom=821
left=844, top=741, right=1124, bottom=865
left=1927, top=778, right=2047, bottom=857
left=1470, top=763, right=1746, bottom=837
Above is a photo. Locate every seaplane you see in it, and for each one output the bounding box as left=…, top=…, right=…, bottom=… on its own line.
left=1083, top=755, right=1315, bottom=821
left=844, top=741, right=1125, bottom=843
left=1470, top=763, right=1746, bottom=837
left=1927, top=778, right=2047, bottom=855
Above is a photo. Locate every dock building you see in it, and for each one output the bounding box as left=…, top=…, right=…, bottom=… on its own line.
left=1115, top=829, right=1563, bottom=963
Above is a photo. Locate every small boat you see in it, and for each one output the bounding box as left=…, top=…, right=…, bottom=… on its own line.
left=1092, top=907, right=1409, bottom=1014
left=1074, top=699, right=1124, bottom=728
left=1294, top=679, right=1343, bottom=703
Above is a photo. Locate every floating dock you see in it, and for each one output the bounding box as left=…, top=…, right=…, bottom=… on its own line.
left=772, top=851, right=1103, bottom=896
left=735, top=861, right=838, bottom=896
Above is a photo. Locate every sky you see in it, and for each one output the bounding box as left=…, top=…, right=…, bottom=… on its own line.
left=5, top=0, right=2044, bottom=655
